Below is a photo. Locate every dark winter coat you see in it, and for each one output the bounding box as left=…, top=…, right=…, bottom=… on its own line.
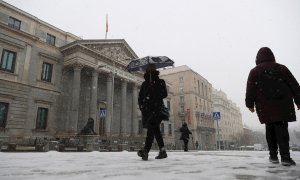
left=180, top=125, right=192, bottom=140
left=138, top=70, right=168, bottom=128
left=245, top=47, right=300, bottom=124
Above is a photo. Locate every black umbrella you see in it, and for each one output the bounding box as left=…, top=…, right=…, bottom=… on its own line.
left=126, top=56, right=174, bottom=72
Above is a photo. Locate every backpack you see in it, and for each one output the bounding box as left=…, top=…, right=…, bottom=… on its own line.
left=257, top=66, right=289, bottom=100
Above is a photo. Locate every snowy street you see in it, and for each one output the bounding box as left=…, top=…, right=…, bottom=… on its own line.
left=0, top=151, right=299, bottom=180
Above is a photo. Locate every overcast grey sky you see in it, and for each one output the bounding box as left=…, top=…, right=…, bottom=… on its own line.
left=5, top=0, right=300, bottom=130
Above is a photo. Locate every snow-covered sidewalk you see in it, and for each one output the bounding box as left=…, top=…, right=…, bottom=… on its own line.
left=0, top=151, right=299, bottom=180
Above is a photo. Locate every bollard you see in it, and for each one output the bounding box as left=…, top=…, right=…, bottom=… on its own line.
left=58, top=144, right=65, bottom=152
left=7, top=143, right=17, bottom=151
left=86, top=144, right=93, bottom=152
left=129, top=146, right=135, bottom=151
left=49, top=141, right=59, bottom=151
left=107, top=146, right=112, bottom=152
left=117, top=144, right=123, bottom=151
left=77, top=145, right=84, bottom=152
left=35, top=144, right=44, bottom=152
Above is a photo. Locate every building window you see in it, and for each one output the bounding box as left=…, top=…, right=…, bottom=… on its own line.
left=8, top=16, right=21, bottom=30
left=167, top=101, right=171, bottom=111
left=179, top=76, right=183, bottom=82
left=0, top=102, right=9, bottom=128
left=179, top=87, right=184, bottom=94
left=198, top=80, right=200, bottom=95
left=168, top=124, right=172, bottom=135
left=180, top=96, right=184, bottom=103
left=36, top=107, right=48, bottom=129
left=161, top=123, right=164, bottom=135
left=202, top=83, right=204, bottom=96
left=0, top=49, right=16, bottom=73
left=41, top=62, right=53, bottom=82
left=46, top=33, right=56, bottom=46
left=180, top=105, right=184, bottom=112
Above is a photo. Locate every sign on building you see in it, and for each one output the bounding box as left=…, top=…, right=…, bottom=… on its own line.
left=100, top=108, right=106, bottom=118
left=212, top=112, right=221, bottom=120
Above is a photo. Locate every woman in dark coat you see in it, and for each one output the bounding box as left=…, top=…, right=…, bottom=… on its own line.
left=180, top=122, right=192, bottom=152
left=137, top=64, right=168, bottom=160
left=246, top=47, right=300, bottom=166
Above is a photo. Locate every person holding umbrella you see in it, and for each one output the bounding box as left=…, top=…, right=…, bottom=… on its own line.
left=137, top=63, right=168, bottom=160
left=180, top=122, right=192, bottom=152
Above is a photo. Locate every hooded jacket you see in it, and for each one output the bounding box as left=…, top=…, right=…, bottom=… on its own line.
left=138, top=70, right=168, bottom=128
left=245, top=47, right=300, bottom=123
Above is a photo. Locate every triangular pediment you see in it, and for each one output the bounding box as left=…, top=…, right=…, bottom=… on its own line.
left=62, top=39, right=138, bottom=64
left=60, top=39, right=142, bottom=76
left=84, top=44, right=133, bottom=63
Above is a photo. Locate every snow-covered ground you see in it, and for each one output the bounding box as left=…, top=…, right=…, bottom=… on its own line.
left=0, top=151, right=299, bottom=180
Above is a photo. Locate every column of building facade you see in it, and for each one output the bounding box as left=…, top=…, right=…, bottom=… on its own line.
left=90, top=69, right=99, bottom=134
left=70, top=63, right=83, bottom=133
left=131, top=83, right=138, bottom=136
left=105, top=74, right=113, bottom=136
left=120, top=80, right=127, bottom=135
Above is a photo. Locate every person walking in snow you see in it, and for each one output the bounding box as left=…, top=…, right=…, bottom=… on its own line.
left=245, top=47, right=300, bottom=166
left=180, top=122, right=192, bottom=152
left=137, top=64, right=168, bottom=160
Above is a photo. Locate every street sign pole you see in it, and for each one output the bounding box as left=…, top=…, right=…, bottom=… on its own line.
left=213, top=112, right=221, bottom=151
left=217, top=119, right=220, bottom=151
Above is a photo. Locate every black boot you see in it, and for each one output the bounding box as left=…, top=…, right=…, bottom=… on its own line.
left=155, top=149, right=167, bottom=159
left=281, top=158, right=296, bottom=166
left=137, top=149, right=148, bottom=161
left=184, top=146, right=188, bottom=152
left=269, top=156, right=279, bottom=164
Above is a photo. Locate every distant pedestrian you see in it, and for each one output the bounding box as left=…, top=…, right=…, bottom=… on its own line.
left=195, top=141, right=199, bottom=150
left=180, top=122, right=192, bottom=152
left=137, top=64, right=168, bottom=160
left=245, top=47, right=300, bottom=166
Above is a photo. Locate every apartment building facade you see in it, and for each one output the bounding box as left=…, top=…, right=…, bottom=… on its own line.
left=161, top=65, right=216, bottom=150
left=212, top=88, right=244, bottom=149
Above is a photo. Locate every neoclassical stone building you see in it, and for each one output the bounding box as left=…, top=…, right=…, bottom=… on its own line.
left=58, top=40, right=141, bottom=137
left=0, top=1, right=175, bottom=147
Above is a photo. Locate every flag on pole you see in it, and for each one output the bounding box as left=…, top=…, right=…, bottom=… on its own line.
left=106, top=14, right=108, bottom=33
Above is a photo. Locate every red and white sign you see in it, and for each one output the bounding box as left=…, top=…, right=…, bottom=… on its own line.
left=187, top=109, right=191, bottom=125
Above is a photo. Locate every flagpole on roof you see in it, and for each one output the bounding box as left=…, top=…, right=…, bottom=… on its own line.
left=105, top=14, right=108, bottom=39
